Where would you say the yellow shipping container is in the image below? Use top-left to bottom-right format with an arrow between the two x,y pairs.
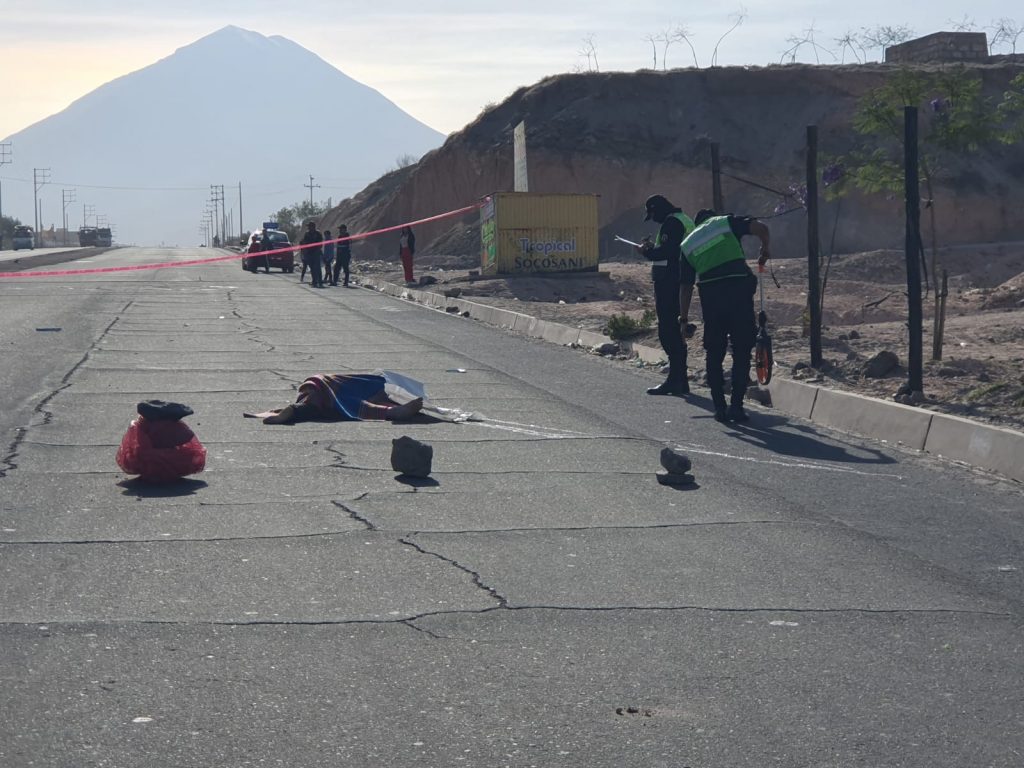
480,192 -> 599,275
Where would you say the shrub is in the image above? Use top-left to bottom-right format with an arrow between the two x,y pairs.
605,310 -> 656,340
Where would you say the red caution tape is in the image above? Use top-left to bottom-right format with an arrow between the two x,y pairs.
0,201 -> 486,279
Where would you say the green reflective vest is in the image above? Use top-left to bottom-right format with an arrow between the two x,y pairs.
651,211 -> 695,266
681,216 -> 745,281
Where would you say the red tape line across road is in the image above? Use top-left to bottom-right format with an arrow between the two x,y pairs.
0,201 -> 486,279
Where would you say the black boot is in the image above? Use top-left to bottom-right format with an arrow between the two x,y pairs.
647,377 -> 689,396
726,403 -> 750,423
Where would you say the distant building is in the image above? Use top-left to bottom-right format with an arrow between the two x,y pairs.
885,32 -> 989,64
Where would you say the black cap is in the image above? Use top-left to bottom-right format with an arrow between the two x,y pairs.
644,194 -> 672,222
137,400 -> 193,421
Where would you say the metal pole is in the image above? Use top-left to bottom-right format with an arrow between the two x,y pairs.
806,125 -> 823,367
710,143 -> 723,211
904,106 -> 924,394
238,181 -> 243,243
0,143 -> 11,239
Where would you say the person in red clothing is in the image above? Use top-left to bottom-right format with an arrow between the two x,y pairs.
399,226 -> 416,284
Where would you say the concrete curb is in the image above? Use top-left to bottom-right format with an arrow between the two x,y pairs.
356,275 -> 1023,483
766,377 -> 1024,483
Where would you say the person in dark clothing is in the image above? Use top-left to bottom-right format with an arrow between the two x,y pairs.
636,194 -> 695,396
300,220 -> 325,288
399,226 -> 416,284
680,208 -> 771,423
258,228 -> 273,273
332,224 -> 353,287
322,229 -> 336,284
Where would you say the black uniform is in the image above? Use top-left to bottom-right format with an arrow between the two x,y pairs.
300,226 -> 324,288
645,210 -> 689,392
681,215 -> 758,413
333,231 -> 352,286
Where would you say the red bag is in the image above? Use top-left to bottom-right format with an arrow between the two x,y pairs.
116,416 -> 206,482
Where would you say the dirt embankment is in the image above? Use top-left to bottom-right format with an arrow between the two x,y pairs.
323,61 -> 1024,264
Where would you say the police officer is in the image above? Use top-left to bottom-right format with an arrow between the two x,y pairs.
636,194 -> 695,396
680,209 -> 771,423
300,220 -> 325,288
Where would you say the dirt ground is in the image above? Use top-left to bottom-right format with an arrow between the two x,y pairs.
353,243 -> 1024,432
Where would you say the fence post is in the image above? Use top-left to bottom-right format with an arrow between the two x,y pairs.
710,142 -> 723,211
806,125 -> 823,368
904,106 -> 924,394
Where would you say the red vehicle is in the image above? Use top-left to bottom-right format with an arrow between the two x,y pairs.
242,228 -> 295,273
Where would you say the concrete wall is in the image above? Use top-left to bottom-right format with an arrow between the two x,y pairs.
886,32 -> 989,63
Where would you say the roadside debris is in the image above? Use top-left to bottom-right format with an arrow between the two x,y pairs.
391,436 -> 433,478
657,447 -> 695,486
116,400 -> 206,483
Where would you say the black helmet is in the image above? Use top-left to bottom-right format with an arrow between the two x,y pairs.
694,208 -> 717,225
643,194 -> 673,222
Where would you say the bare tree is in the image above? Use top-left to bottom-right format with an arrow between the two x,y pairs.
645,25 -> 699,70
990,18 -> 1024,54
673,25 -> 700,69
780,21 -> 836,64
947,15 -> 977,32
578,34 -> 600,72
394,153 -> 418,170
860,24 -> 914,60
835,29 -> 867,64
643,34 -> 658,69
711,7 -> 748,68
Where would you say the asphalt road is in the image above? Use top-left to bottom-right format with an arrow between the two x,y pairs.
1,247 -> 1022,767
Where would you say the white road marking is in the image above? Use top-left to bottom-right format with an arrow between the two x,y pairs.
671,443 -> 904,479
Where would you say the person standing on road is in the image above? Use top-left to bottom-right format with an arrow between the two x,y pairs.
635,194 -> 695,396
322,230 -> 336,286
680,208 -> 771,423
300,220 -> 325,288
258,227 -> 273,273
399,226 -> 416,285
333,224 -> 353,287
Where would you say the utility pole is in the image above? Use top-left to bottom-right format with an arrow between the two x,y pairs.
83,204 -> 95,228
209,184 -> 225,246
238,181 -> 244,243
304,174 -> 320,208
33,167 -> 50,237
62,189 -> 77,246
0,142 -> 11,245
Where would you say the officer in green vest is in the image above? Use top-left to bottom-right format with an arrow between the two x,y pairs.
636,194 -> 695,396
680,208 -> 771,422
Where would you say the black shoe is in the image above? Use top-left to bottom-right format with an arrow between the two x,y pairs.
726,404 -> 750,423
646,381 -> 690,396
713,407 -> 729,423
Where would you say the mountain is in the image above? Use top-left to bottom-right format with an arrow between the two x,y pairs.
1,26 -> 445,246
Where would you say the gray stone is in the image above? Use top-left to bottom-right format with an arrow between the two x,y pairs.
863,350 -> 900,378
391,436 -> 433,478
848,330 -> 861,340
656,471 -> 696,486
419,275 -> 438,286
443,287 -> 462,298
659,448 -> 692,474
594,342 -> 620,356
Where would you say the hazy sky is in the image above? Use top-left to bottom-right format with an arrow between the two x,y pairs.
1,1 -> 1020,141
